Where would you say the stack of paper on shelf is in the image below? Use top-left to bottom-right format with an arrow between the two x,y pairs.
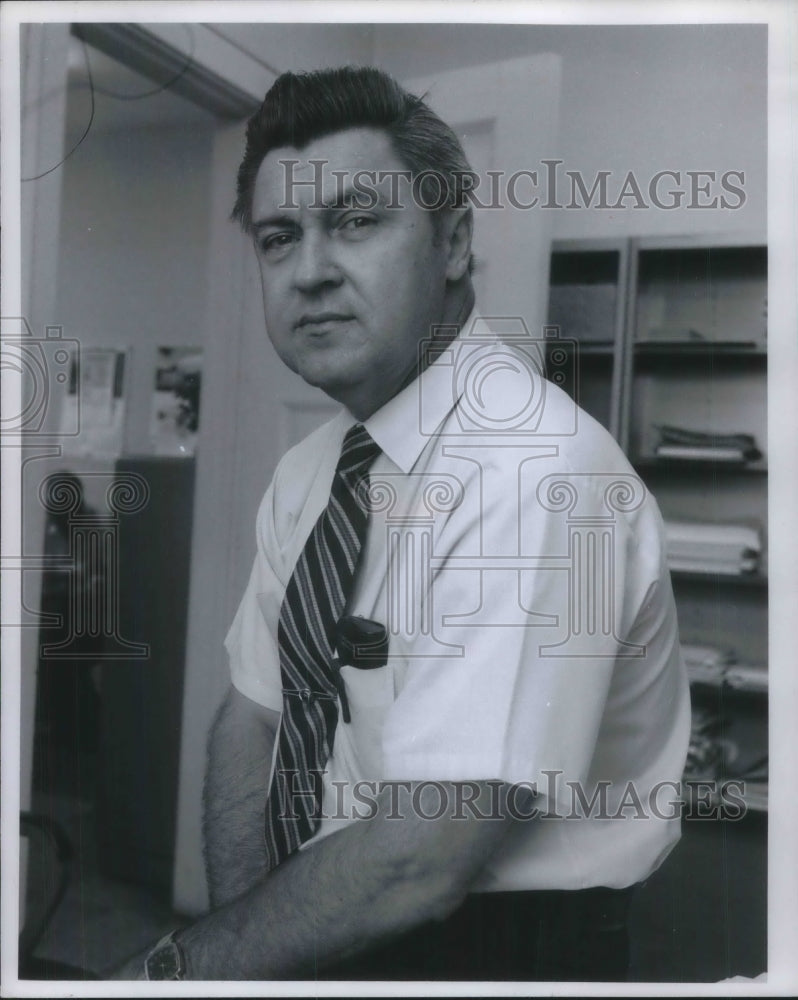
681,643 -> 734,685
665,520 -> 762,576
681,644 -> 768,692
725,664 -> 768,693
654,424 -> 762,463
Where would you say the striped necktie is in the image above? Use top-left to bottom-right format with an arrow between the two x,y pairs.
264,423 -> 381,869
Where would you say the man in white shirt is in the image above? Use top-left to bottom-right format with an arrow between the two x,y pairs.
130,65 -> 689,982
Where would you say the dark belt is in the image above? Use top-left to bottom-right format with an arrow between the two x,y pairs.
319,885 -> 637,982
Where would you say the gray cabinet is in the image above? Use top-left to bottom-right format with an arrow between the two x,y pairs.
95,457 -> 195,896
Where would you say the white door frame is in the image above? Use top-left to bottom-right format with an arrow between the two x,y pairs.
3,22 -> 71,948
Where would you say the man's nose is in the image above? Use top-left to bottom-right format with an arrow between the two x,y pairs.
291,231 -> 342,293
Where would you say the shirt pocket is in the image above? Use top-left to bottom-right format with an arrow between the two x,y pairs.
339,663 -> 399,776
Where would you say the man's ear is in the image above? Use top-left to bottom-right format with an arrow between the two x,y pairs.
443,206 -> 473,282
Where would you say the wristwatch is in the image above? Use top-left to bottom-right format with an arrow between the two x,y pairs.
144,928 -> 187,980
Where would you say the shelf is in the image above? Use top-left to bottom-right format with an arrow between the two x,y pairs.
634,246 -> 767,350
634,340 -> 766,356
633,341 -> 767,373
634,457 -> 767,476
670,570 -> 767,589
574,342 -> 615,356
546,341 -> 614,356
679,778 -> 768,815
548,237 -> 769,826
688,671 -> 768,696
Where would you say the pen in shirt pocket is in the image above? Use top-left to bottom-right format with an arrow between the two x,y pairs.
332,615 -> 389,723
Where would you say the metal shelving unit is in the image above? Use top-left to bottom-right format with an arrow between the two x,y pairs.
546,233 -> 768,810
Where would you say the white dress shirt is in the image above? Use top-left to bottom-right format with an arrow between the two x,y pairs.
225,315 -> 691,891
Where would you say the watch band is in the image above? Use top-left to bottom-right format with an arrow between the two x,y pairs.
144,928 -> 187,980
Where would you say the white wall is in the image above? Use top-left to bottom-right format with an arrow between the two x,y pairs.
374,23 -> 766,240
55,120 -> 216,460
212,22 -> 375,73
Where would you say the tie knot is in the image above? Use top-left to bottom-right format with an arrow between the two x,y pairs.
337,423 -> 381,477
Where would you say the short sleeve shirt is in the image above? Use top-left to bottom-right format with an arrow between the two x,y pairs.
225,316 -> 691,891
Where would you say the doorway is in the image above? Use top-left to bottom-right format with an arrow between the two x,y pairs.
23,26 -> 221,975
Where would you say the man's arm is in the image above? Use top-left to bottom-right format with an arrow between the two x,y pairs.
203,685 -> 279,907
183,776 -> 517,980
128,682 -> 519,981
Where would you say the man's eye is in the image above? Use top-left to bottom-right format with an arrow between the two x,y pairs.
259,232 -> 296,255
338,214 -> 376,236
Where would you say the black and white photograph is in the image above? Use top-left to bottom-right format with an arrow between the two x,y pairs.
2,1 -> 796,993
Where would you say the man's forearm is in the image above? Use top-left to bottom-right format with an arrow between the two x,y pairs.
195,687 -> 516,980
185,782 -> 513,980
203,687 -> 276,907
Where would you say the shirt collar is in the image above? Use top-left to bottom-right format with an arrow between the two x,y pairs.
358,308 -> 480,474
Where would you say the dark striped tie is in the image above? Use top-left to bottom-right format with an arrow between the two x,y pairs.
264,423 -> 381,869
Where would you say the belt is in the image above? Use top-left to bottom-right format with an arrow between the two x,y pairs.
320,885 -> 637,982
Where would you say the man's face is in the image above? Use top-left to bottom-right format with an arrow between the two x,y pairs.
251,127 -> 454,419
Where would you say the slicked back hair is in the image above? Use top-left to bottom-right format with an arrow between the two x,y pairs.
232,66 -> 475,235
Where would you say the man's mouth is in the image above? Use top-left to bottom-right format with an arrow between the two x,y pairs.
294,312 -> 354,331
